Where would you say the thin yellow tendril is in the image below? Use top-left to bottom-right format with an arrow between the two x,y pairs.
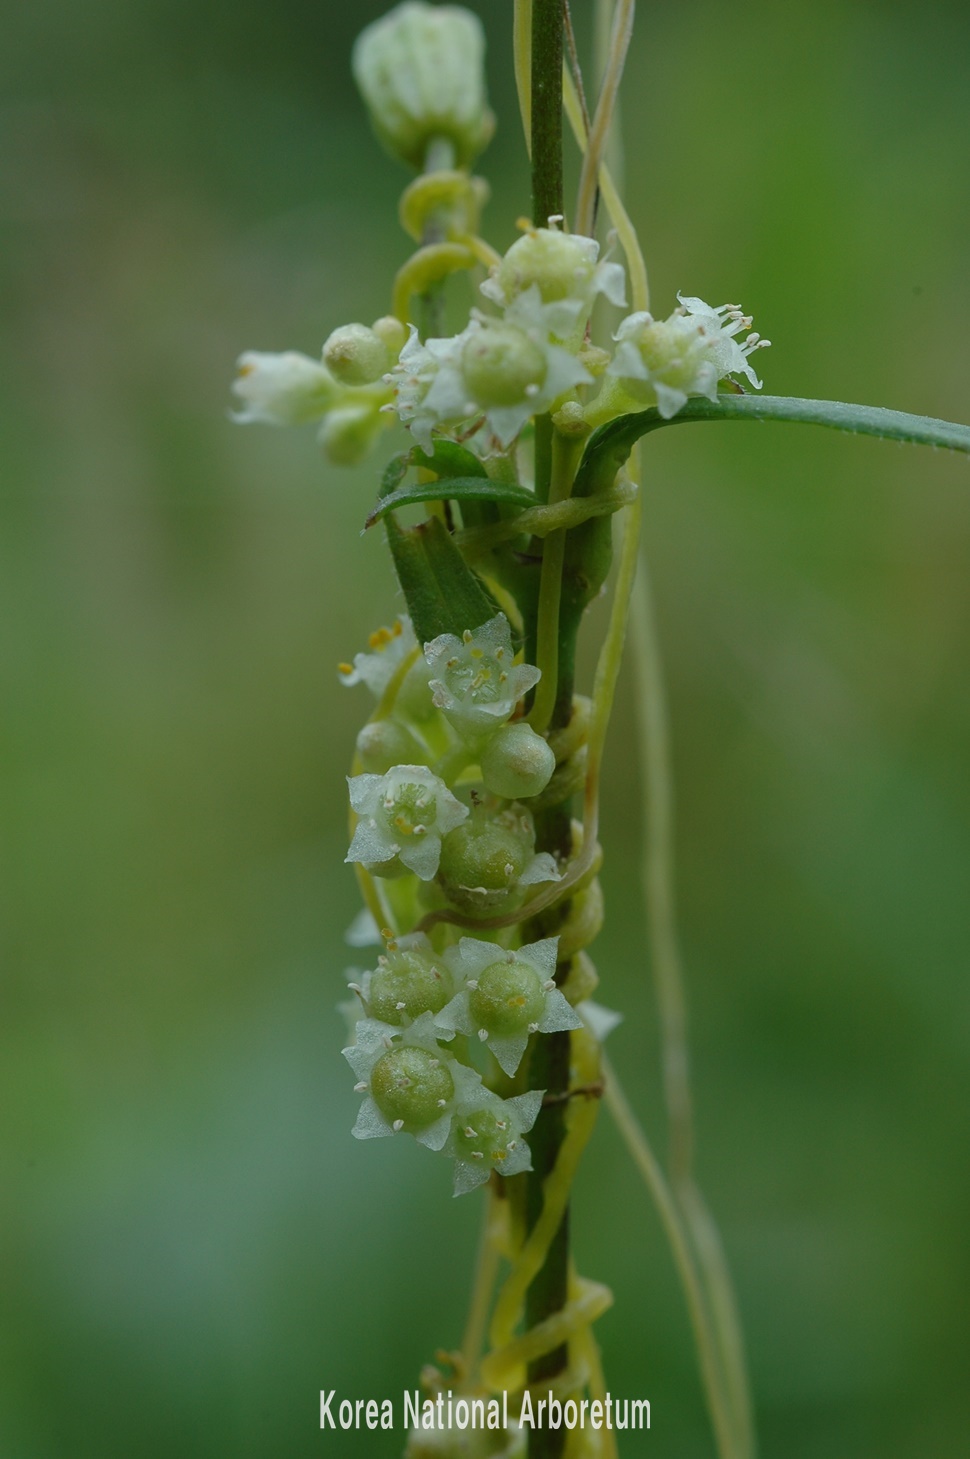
575,0 -> 636,241
392,242 -> 477,323
513,0 -> 533,155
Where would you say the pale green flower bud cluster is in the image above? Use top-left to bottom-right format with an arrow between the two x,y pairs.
231,315 -> 406,466
339,613 -> 579,1194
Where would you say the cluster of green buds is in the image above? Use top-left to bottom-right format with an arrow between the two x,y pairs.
340,611 -> 583,1195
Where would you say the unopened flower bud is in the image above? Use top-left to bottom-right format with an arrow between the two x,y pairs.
437,802 -> 559,912
232,351 -> 338,426
355,719 -> 426,774
397,656 -> 437,723
318,401 -> 385,466
438,814 -> 532,909
480,722 -> 555,800
323,323 -> 390,386
352,2 -> 495,171
372,314 -> 408,360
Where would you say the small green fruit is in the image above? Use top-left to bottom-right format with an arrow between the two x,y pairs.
468,958 -> 545,1038
371,1046 -> 454,1130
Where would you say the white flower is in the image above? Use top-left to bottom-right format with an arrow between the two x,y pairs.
445,1087 -> 543,1195
481,226 -> 627,329
424,613 -> 539,741
386,326 -> 469,454
343,1012 -> 477,1151
231,350 -> 339,426
339,617 -> 418,695
435,935 -> 582,1077
346,764 -> 468,880
387,292 -> 593,451
607,295 -> 770,419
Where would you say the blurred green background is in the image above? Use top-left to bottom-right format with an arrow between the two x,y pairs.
2,1 -> 969,1455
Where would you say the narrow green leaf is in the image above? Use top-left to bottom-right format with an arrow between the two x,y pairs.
377,441 -> 488,504
412,441 -> 489,481
578,394 -> 970,487
379,452 -> 410,497
367,477 -> 536,529
385,514 -> 497,643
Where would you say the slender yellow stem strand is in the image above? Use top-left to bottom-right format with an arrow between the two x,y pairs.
562,1 -> 592,137
489,1087 -> 598,1352
575,0 -> 636,239
582,487 -> 642,854
601,1053 -> 736,1459
513,0 -> 533,154
562,70 -> 649,312
455,479 -> 636,556
681,1183 -> 757,1459
632,552 -> 756,1459
630,565 -> 693,1184
568,22 -> 754,1449
461,1189 -> 504,1379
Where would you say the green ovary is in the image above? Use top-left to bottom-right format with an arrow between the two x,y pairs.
385,782 -> 437,838
469,959 -> 545,1037
454,1106 -> 512,1164
462,326 -> 546,407
371,1047 -> 455,1130
368,954 -> 450,1023
439,820 -> 529,893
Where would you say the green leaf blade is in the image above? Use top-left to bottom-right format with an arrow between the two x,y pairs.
367,477 -> 536,529
385,514 -> 497,644
577,393 -> 970,486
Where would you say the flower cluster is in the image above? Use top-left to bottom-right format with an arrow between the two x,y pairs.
231,226 -> 768,468
339,612 -> 582,1194
228,0 -> 766,1212
231,315 -> 406,466
382,224 -> 768,457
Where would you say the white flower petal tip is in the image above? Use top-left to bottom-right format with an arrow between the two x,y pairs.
344,907 -> 383,947
579,999 -> 624,1043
